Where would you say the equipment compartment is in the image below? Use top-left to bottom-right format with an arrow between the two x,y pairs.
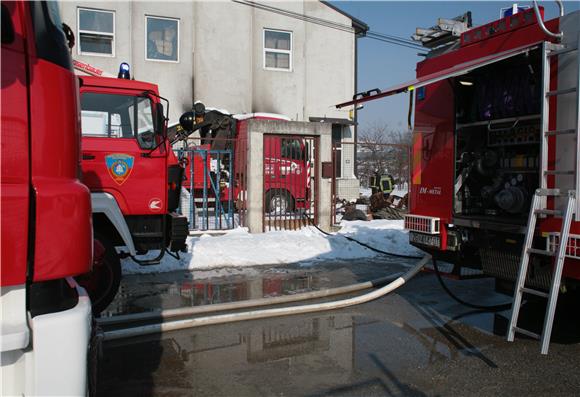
453,49 -> 542,222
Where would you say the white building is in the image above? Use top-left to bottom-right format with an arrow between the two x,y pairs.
59,0 -> 367,201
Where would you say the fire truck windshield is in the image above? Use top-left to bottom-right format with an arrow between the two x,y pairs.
282,139 -> 305,160
80,92 -> 156,149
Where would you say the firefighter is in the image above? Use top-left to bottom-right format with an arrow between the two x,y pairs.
370,172 -> 394,196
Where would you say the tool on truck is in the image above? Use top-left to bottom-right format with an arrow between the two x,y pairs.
179,110 -> 312,214
337,1 -> 579,354
1,1 -> 93,394
73,65 -> 201,314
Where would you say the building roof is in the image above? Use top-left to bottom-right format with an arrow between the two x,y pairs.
320,1 -> 369,36
309,117 -> 356,126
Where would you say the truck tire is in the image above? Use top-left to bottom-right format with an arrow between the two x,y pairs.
265,189 -> 294,213
77,233 -> 121,315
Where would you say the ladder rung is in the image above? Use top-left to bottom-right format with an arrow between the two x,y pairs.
546,87 -> 577,96
534,209 -> 562,216
535,188 -> 562,196
512,326 -> 540,340
544,128 -> 577,137
521,287 -> 549,298
544,170 -> 576,175
548,44 -> 578,57
527,248 -> 556,257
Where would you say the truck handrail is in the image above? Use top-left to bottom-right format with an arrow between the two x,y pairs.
532,0 -> 563,40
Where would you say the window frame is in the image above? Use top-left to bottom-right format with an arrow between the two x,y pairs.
80,92 -> 158,149
263,28 -> 292,72
145,15 -> 180,63
77,7 -> 115,57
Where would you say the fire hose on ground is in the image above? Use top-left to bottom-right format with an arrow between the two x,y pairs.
100,217 -> 511,341
101,255 -> 431,341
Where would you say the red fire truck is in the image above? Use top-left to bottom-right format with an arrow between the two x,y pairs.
337,3 -> 579,353
1,1 -> 92,394
77,74 -> 190,313
180,111 -> 311,214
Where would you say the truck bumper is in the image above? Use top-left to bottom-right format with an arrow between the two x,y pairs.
1,278 -> 91,396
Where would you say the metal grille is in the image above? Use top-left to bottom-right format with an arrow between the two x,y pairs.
263,135 -> 318,231
404,214 -> 440,234
480,248 -> 552,290
176,136 -> 247,231
546,233 -> 580,260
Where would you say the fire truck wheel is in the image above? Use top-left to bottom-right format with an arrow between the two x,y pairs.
266,189 -> 294,213
78,233 -> 121,315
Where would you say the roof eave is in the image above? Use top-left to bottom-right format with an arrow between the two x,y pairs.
319,1 -> 369,36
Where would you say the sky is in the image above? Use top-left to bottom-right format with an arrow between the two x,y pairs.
330,1 -> 580,131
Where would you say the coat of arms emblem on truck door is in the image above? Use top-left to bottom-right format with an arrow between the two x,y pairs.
105,154 -> 134,185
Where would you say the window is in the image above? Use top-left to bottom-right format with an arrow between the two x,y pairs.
80,93 -> 156,149
146,16 -> 179,62
264,29 -> 292,71
281,139 -> 304,160
77,8 -> 114,56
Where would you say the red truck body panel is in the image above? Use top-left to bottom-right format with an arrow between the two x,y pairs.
1,1 -> 30,286
1,1 -> 92,286
410,10 -> 580,279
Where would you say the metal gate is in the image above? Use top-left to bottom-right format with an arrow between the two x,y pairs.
263,134 -> 318,231
176,136 -> 247,231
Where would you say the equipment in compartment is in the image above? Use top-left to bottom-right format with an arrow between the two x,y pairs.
454,120 -> 540,218
453,49 -> 542,220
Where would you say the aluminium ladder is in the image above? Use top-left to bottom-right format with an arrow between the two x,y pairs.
507,36 -> 580,355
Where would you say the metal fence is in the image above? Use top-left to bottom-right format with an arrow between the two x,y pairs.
263,134 -> 318,231
176,136 -> 248,231
332,141 -> 411,225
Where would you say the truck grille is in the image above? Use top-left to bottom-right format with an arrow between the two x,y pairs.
480,248 -> 551,290
404,214 -> 440,234
546,233 -> 580,260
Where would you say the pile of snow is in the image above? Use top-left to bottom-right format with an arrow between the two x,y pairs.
359,187 -> 372,197
122,219 -> 421,275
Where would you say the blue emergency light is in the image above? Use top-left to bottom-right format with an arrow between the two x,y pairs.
118,62 -> 131,79
501,4 -> 530,18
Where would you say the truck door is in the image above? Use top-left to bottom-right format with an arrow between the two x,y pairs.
1,1 -> 29,286
80,89 -> 168,215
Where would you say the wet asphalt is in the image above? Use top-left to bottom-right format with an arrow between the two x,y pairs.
97,257 -> 580,396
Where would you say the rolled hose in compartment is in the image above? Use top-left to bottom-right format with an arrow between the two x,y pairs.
102,255 -> 431,341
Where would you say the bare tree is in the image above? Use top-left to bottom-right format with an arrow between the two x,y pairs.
357,122 -> 411,188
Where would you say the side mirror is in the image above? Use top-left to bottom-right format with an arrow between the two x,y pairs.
155,102 -> 166,135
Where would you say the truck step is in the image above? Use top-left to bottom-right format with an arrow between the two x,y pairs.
527,248 -> 555,257
548,44 -> 578,57
543,170 -> 576,176
534,209 -> 562,216
535,189 -> 563,197
520,287 -> 549,298
544,128 -> 577,137
546,87 -> 577,96
513,326 -> 540,340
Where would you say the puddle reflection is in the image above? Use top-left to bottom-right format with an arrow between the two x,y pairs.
103,270 -> 319,317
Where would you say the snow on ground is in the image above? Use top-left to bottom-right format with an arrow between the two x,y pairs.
121,219 -> 421,275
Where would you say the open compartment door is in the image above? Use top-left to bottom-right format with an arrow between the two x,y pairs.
336,42 -> 545,109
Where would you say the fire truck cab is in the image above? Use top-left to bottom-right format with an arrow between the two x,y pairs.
77,75 -> 188,313
1,1 -> 92,394
179,111 -> 312,214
